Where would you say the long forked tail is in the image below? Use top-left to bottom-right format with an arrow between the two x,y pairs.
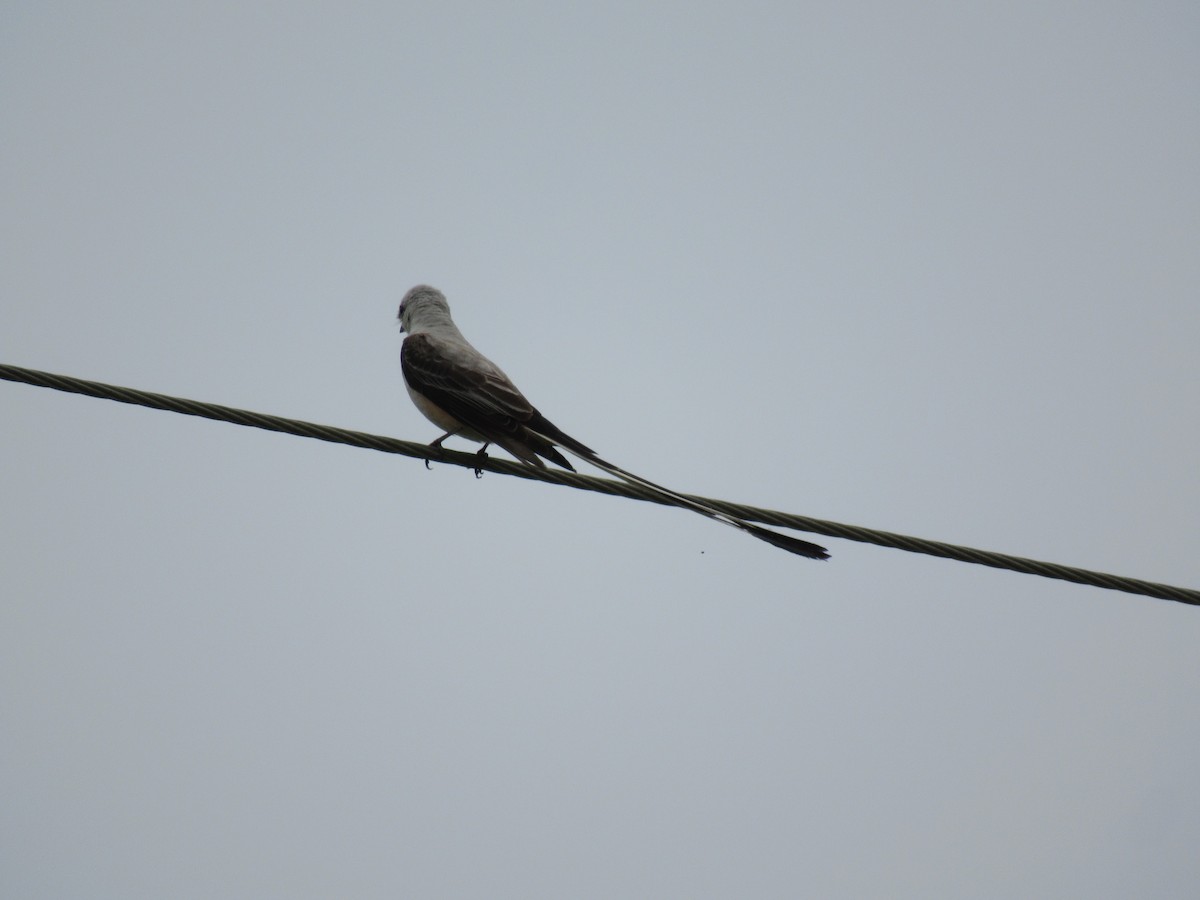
558,446 -> 830,560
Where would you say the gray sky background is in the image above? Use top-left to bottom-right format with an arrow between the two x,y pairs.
3,3 -> 1198,898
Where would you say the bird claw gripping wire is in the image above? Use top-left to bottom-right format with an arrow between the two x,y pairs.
473,446 -> 489,478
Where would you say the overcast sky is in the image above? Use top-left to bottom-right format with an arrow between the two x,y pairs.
2,3 -> 1198,898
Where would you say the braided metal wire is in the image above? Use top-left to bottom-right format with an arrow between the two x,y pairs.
4,362 -> 1197,606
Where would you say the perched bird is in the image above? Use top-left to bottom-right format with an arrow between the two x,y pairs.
398,285 -> 829,560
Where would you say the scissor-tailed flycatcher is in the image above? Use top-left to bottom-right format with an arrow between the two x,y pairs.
397,285 -> 829,560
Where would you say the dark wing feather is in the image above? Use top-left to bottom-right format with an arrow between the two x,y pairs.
402,333 -> 583,469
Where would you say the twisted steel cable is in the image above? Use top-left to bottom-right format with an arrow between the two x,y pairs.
3,362 -> 1196,606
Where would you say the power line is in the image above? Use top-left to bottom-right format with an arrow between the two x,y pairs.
3,362 -> 1196,607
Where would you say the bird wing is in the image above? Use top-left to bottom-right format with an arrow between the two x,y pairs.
402,332 -> 578,469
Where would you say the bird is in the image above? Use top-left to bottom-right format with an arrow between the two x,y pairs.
397,284 -> 829,560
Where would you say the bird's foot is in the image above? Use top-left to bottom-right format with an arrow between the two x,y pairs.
425,435 -> 450,470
